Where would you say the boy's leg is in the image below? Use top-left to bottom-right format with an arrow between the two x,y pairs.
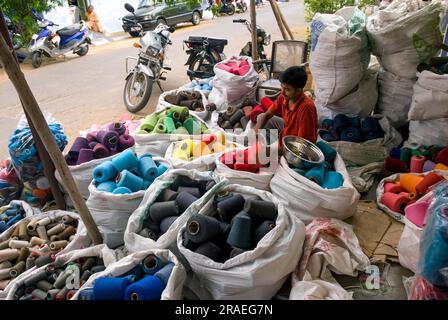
257,115 -> 284,144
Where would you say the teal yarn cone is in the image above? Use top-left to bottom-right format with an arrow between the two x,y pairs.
112,187 -> 132,194
316,141 -> 337,163
111,149 -> 139,172
141,254 -> 163,275
116,170 -> 144,192
93,161 -> 118,183
322,171 -> 344,189
305,164 -> 327,186
138,154 -> 158,182
156,163 -> 168,177
96,181 -> 117,193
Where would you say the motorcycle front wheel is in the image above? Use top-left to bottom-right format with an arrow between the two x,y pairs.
31,51 -> 43,69
188,53 -> 217,81
123,72 -> 153,113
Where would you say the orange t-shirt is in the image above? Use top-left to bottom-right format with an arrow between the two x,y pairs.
267,93 -> 318,144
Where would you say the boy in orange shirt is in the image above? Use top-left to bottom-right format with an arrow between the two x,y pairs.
254,66 -> 317,147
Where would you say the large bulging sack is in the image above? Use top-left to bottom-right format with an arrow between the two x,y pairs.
208,56 -> 259,111
270,157 -> 360,225
323,69 -> 378,117
157,88 -> 210,121
405,118 -> 448,148
311,7 -> 370,106
397,216 -> 423,273
178,184 -> 306,300
408,71 -> 448,121
375,69 -> 415,128
72,249 -> 186,300
367,1 -> 443,79
124,169 -> 226,253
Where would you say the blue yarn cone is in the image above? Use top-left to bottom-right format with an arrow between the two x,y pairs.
125,275 -> 165,300
390,147 -> 402,160
361,117 -> 381,133
322,171 -> 344,189
348,116 -> 361,128
340,127 -> 362,143
154,262 -> 174,286
322,119 -> 334,130
93,277 -> 131,300
78,289 -> 95,300
333,114 -> 349,132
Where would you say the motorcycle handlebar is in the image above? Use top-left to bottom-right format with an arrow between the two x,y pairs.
233,19 -> 246,23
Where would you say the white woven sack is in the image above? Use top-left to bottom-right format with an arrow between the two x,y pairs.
178,184 -> 306,300
367,1 -> 443,79
124,169 -> 226,253
270,156 -> 360,225
208,56 -> 259,111
0,210 -> 83,299
408,71 -> 448,121
397,216 -> 423,273
376,69 -> 415,128
5,244 -> 117,300
214,155 -> 277,191
157,88 -> 209,121
405,118 -> 448,148
131,108 -> 211,157
311,8 -> 370,106
376,170 -> 448,222
71,248 -> 186,300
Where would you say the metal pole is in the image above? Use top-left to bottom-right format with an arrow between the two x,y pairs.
0,9 -> 66,210
0,11 -> 103,245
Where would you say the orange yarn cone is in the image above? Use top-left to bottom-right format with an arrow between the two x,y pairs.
399,174 -> 424,193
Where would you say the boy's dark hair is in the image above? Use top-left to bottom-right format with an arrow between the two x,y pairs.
278,66 -> 307,89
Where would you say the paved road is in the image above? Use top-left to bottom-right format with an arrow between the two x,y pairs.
0,0 -> 307,160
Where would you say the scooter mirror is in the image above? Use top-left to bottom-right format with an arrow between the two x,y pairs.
124,3 -> 135,13
168,26 -> 175,33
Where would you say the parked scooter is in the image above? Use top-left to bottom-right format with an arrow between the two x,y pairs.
4,15 -> 27,62
29,10 -> 91,68
184,18 -> 270,80
123,3 -> 175,113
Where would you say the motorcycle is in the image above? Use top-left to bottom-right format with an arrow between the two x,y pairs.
234,0 -> 248,13
184,18 -> 270,80
29,10 -> 91,68
123,3 -> 175,113
4,15 -> 27,62
219,0 -> 236,16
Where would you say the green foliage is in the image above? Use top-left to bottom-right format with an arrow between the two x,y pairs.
0,0 -> 63,43
211,4 -> 221,17
304,0 -> 378,22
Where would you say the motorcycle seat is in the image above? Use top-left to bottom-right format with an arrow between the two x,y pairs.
187,36 -> 228,48
56,25 -> 82,37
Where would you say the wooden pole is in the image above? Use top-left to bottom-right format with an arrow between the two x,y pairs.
0,9 -> 66,210
268,0 -> 289,40
0,22 -> 103,245
271,0 -> 294,40
250,0 -> 258,61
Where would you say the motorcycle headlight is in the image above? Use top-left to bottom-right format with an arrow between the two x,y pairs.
146,46 -> 159,57
263,33 -> 271,46
37,20 -> 48,28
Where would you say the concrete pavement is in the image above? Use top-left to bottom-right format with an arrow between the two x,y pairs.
0,0 -> 308,160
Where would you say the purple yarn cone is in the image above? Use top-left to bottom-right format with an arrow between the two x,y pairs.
93,143 -> 110,159
65,155 -> 78,166
108,122 -> 126,135
423,160 -> 436,172
88,141 -> 99,149
86,132 -> 98,143
76,148 -> 95,165
68,137 -> 89,158
118,134 -> 135,152
96,130 -> 119,149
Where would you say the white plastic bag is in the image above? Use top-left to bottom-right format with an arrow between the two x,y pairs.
327,115 -> 403,166
405,118 -> 448,148
124,169 -> 226,253
71,249 -> 186,300
157,88 -> 210,121
311,8 -> 370,106
408,71 -> 448,121
5,244 -> 117,300
178,184 -> 306,300
208,56 -> 259,110
397,216 -> 423,273
131,109 -> 211,157
367,1 -> 443,79
376,69 -> 415,128
270,156 -> 360,225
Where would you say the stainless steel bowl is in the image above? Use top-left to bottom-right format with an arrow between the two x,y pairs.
282,135 -> 324,170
